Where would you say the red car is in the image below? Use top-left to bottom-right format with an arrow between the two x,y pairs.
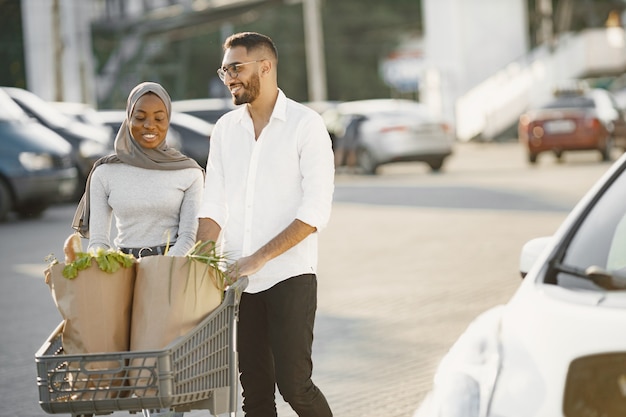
518,88 -> 626,164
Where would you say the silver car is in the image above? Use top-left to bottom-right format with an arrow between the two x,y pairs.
324,99 -> 454,174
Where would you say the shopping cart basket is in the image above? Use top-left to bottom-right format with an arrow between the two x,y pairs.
35,277 -> 248,417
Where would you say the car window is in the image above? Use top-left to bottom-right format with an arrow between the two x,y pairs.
342,107 -> 433,121
607,215 -> 626,271
186,110 -> 230,124
543,96 -> 594,109
555,166 -> 626,288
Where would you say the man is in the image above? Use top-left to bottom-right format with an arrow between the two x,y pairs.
197,32 -> 334,417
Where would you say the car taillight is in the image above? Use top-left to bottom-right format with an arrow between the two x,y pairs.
584,117 -> 602,129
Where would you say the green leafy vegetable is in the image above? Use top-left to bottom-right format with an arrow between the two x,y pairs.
184,240 -> 232,295
61,248 -> 136,279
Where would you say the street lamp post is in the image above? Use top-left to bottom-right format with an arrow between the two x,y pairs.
52,0 -> 64,101
302,0 -> 327,102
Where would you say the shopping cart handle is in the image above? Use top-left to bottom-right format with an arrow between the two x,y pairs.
224,276 -> 248,306
231,275 -> 248,291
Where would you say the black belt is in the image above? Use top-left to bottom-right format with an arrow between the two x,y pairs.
119,243 -> 174,258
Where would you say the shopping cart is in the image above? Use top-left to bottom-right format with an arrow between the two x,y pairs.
35,277 -> 248,417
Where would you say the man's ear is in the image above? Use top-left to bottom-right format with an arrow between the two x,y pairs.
261,61 -> 272,75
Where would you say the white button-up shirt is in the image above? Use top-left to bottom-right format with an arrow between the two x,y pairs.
198,90 -> 335,293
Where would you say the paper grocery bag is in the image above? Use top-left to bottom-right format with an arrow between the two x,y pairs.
45,260 -> 136,398
129,255 -> 223,395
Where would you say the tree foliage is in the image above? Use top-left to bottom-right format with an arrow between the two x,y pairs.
0,0 -> 26,88
118,0 -> 423,104
321,0 -> 422,101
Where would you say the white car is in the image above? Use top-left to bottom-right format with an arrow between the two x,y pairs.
322,99 -> 454,174
415,151 -> 626,417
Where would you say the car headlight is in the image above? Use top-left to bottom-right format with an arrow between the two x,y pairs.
79,140 -> 109,158
425,306 -> 504,417
19,152 -> 54,171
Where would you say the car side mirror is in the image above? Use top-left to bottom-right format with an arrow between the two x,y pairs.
519,236 -> 553,278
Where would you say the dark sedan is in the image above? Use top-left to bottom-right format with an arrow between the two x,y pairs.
2,87 -> 114,198
0,90 -> 77,220
518,87 -> 626,164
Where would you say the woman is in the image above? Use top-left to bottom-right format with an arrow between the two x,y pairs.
72,81 -> 203,257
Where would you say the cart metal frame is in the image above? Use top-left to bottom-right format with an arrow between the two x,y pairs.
35,277 -> 248,417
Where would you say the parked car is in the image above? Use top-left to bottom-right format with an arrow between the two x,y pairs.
0,89 -> 77,220
518,87 -> 626,164
171,98 -> 237,124
322,99 -> 454,174
50,101 -> 115,138
2,87 -> 113,198
97,110 -> 213,167
414,151 -> 626,417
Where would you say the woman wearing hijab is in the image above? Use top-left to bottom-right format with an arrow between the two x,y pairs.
72,81 -> 203,258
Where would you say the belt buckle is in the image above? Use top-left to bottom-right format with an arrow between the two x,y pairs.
138,247 -> 153,258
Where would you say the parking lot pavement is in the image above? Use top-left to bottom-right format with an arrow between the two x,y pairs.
301,204 -> 567,417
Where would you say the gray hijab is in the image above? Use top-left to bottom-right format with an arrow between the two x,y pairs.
72,81 -> 202,238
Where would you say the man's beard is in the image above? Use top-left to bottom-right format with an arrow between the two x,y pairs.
232,73 -> 261,106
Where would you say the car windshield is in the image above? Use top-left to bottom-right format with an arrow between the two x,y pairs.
543,96 -> 594,109
551,163 -> 626,290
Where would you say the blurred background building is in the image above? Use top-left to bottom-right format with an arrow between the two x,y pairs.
1,0 -> 625,140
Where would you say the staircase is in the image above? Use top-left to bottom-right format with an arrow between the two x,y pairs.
455,27 -> 626,142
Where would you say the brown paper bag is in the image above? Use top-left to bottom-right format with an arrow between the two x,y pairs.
45,260 -> 136,398
128,255 -> 223,395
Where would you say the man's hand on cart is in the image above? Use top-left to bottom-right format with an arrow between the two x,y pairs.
226,253 -> 266,281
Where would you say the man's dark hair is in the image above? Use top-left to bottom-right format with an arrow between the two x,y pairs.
223,32 -> 278,61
